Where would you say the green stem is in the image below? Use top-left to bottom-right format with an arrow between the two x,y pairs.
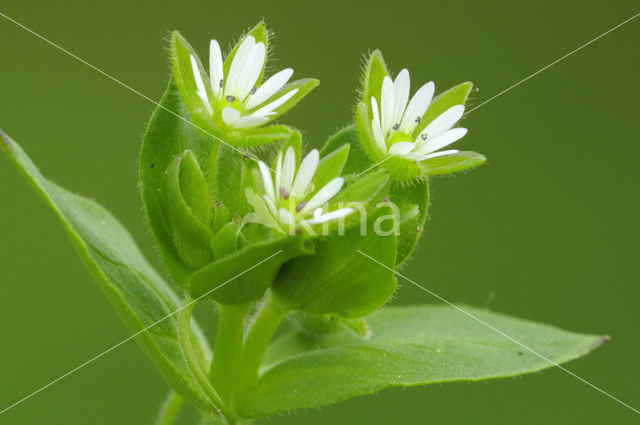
178,299 -> 236,424
210,303 -> 249,403
236,292 -> 291,396
155,391 -> 183,425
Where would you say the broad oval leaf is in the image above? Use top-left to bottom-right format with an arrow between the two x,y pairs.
1,131 -> 213,408
238,304 -> 605,418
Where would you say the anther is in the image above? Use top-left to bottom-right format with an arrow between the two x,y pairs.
392,123 -> 399,131
226,95 -> 236,102
295,200 -> 306,212
250,86 -> 257,95
219,79 -> 224,88
421,133 -> 428,141
279,187 -> 290,199
414,116 -> 421,124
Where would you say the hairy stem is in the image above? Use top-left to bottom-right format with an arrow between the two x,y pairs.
210,303 -> 250,403
155,391 -> 183,425
236,292 -> 291,396
178,299 -> 237,424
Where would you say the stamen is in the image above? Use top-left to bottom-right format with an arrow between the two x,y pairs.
414,116 -> 421,123
421,133 -> 428,141
295,200 -> 306,212
250,86 -> 257,95
279,187 -> 290,199
226,95 -> 236,103
219,79 -> 224,88
392,123 -> 399,131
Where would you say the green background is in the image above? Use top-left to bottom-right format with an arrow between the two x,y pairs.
1,0 -> 638,423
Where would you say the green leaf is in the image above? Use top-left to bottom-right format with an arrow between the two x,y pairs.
238,304 -> 606,418
190,235 -> 314,305
139,76 -> 215,288
361,50 -> 388,108
258,78 -> 319,126
420,150 -> 486,176
0,131 -> 213,409
320,125 -> 371,175
273,208 -> 398,318
416,81 -> 473,137
389,180 -> 429,266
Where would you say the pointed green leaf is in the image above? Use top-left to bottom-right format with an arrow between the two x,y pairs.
238,304 -> 606,418
361,50 -> 388,108
260,78 -> 319,125
1,131 -> 213,409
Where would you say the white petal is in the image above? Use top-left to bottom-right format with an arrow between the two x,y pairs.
245,188 -> 279,229
388,141 -> 416,156
220,107 -> 241,126
190,55 -> 212,114
392,69 -> 410,127
278,208 -> 295,228
402,152 -> 429,161
380,76 -> 395,135
305,207 -> 354,225
225,36 -> 255,97
258,160 -> 276,201
423,105 -> 465,139
370,117 -> 387,154
291,149 -> 319,198
417,128 -> 467,154
423,149 -> 460,159
275,150 -> 283,199
251,89 -> 298,117
400,81 -> 434,133
231,114 -> 269,129
244,68 -> 293,110
371,96 -> 381,125
280,146 -> 296,192
263,194 -> 279,217
302,177 -> 344,213
209,40 -> 224,98
236,42 -> 266,102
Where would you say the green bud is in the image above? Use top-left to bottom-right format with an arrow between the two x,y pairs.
163,150 -> 214,272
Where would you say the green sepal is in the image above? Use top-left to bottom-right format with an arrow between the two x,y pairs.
415,81 -> 473,137
274,130 -> 302,169
229,125 -> 293,147
311,143 -> 349,195
178,150 -> 212,226
257,78 -> 319,126
189,235 -> 315,304
162,155 -> 214,273
212,201 -> 231,233
420,150 -> 486,176
382,154 -> 423,181
215,143 -> 250,215
361,50 -> 389,108
171,31 -> 212,117
273,208 -> 398,318
320,125 -> 371,175
389,180 -> 429,266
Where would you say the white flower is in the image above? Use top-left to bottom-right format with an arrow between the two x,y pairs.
190,36 -> 299,129
369,69 -> 467,161
245,146 -> 354,233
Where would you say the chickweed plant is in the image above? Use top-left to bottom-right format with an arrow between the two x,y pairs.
1,23 -> 605,425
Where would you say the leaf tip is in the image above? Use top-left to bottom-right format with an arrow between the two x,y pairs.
0,128 -> 15,157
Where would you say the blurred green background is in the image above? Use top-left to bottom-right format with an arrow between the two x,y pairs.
1,0 -> 638,423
